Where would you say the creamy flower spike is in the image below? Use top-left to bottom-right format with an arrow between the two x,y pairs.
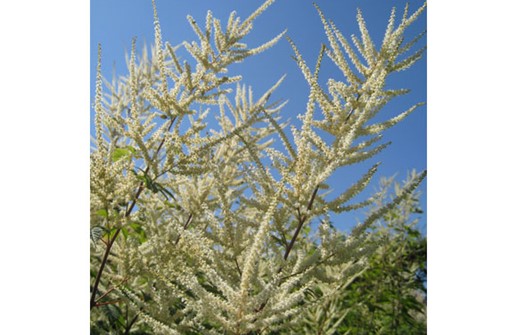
91,1 -> 426,333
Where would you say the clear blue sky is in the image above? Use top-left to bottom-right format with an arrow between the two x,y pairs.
90,0 -> 427,232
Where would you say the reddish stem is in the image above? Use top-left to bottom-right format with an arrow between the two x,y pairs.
90,119 -> 175,309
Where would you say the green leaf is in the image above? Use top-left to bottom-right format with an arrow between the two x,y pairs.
96,209 -> 108,218
155,183 -> 176,200
164,200 -> 182,210
120,222 -> 148,243
90,226 -> 104,246
100,304 -> 125,330
112,146 -> 136,162
121,227 -> 129,239
106,227 -> 119,240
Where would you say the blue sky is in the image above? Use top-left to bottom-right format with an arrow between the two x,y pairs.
90,0 -> 427,232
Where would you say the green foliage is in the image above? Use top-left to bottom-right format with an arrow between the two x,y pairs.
291,173 -> 427,335
339,227 -> 426,334
91,302 -> 152,335
112,146 -> 137,162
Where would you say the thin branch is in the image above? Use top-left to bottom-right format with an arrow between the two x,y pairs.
95,277 -> 129,304
279,251 -> 337,284
283,185 -> 319,260
124,313 -> 140,335
94,299 -> 123,307
90,230 -> 121,309
174,213 -> 193,245
345,93 -> 362,124
91,118 -> 176,310
234,258 -> 242,277
253,186 -> 321,315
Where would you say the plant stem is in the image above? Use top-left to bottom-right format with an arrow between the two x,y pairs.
174,212 -> 193,245
124,313 -> 140,335
90,118 -> 175,309
95,277 -> 129,304
283,185 -> 319,260
90,228 -> 122,309
254,186 -> 320,315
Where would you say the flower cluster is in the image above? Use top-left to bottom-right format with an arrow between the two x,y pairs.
90,1 -> 426,333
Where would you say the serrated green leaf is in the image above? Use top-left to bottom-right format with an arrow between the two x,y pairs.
90,226 -> 104,246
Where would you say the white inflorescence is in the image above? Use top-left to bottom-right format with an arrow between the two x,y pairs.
90,1 -> 426,333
